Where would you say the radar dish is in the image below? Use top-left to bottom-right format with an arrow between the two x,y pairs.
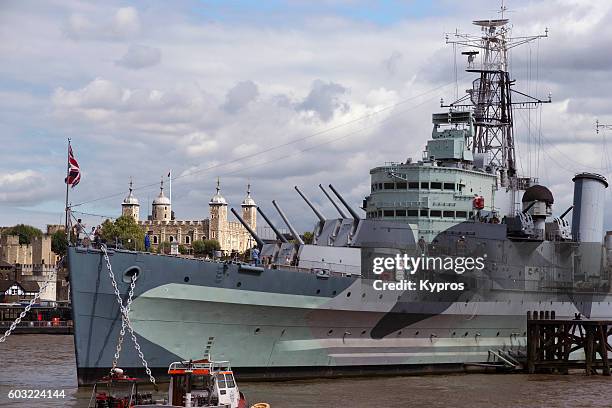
472,19 -> 508,27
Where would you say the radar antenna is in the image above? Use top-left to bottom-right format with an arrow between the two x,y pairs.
443,5 -> 549,186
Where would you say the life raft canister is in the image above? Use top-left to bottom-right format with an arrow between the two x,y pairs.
472,196 -> 485,210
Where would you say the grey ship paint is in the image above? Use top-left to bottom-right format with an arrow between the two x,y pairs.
68,16 -> 612,385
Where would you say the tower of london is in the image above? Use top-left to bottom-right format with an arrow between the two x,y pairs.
121,178 -> 257,254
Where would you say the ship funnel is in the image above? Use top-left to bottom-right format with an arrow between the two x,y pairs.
257,207 -> 289,243
571,173 -> 608,242
318,184 -> 347,218
272,200 -> 305,245
294,186 -> 325,223
230,208 -> 264,247
328,184 -> 361,222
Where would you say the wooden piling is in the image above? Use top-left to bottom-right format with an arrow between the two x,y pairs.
526,312 -> 612,376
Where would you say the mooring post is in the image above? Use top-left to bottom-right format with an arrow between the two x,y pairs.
599,324 -> 611,376
585,326 -> 594,376
527,312 -> 536,374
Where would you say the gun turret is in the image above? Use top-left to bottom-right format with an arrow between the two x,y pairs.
319,184 -> 348,218
294,186 -> 325,223
328,184 -> 361,222
257,207 -> 289,243
230,208 -> 264,247
272,200 -> 305,245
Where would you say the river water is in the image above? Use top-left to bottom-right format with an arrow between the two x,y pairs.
1,334 -> 611,407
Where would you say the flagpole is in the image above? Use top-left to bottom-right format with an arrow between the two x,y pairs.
169,170 -> 172,205
65,138 -> 71,242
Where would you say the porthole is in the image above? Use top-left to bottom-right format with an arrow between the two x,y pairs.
327,329 -> 334,336
361,293 -> 366,298
254,328 -> 260,334
397,331 -> 402,336
184,276 -> 190,283
415,331 -> 420,336
237,282 -> 242,287
332,290 -> 337,295
496,332 -> 500,337
378,294 -> 383,299
464,332 -> 469,337
122,266 -> 141,283
316,289 -> 321,294
361,330 -> 367,335
346,292 -> 351,297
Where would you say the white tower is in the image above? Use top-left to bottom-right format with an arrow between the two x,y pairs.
241,184 -> 257,231
121,179 -> 140,221
209,178 -> 228,246
152,178 -> 171,221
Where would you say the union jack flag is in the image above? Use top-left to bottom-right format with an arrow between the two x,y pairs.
65,144 -> 81,188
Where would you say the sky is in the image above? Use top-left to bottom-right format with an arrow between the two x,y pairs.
1,0 -> 612,234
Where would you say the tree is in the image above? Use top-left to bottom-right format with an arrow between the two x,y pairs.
51,230 -> 68,257
192,239 -> 220,257
4,224 -> 42,245
302,231 -> 314,244
99,216 -> 145,251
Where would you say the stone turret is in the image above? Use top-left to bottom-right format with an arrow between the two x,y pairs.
152,178 -> 171,221
241,184 -> 257,231
121,179 -> 140,221
209,178 -> 228,243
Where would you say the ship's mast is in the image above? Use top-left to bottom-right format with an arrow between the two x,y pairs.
443,8 -> 549,187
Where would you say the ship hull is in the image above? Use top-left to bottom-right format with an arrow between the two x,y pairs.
69,246 -> 612,385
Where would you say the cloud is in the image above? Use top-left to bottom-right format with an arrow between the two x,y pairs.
2,0 -> 612,232
64,6 -> 140,41
0,170 -> 50,204
222,80 -> 259,114
297,79 -> 349,121
116,44 -> 161,69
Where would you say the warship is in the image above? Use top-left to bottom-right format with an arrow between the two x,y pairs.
69,14 -> 612,385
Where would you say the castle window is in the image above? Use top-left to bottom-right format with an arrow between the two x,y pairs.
153,236 -> 158,244
169,236 -> 174,242
185,236 -> 191,244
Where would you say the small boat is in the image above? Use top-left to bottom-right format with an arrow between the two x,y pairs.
163,358 -> 248,408
89,359 -> 254,407
88,368 -> 154,407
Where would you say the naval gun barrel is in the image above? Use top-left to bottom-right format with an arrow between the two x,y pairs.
257,207 -> 289,243
318,184 -> 348,218
328,184 -> 361,222
560,205 -> 574,219
294,186 -> 325,223
230,208 -> 264,248
272,200 -> 305,245
522,201 -> 536,215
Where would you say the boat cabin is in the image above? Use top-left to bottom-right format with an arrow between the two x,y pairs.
168,359 -> 246,408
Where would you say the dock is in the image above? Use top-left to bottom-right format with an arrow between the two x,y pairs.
527,311 -> 611,376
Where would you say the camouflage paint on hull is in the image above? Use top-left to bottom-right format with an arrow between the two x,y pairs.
69,236 -> 612,385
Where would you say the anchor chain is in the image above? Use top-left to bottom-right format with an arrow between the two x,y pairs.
100,244 -> 157,388
0,269 -> 54,343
